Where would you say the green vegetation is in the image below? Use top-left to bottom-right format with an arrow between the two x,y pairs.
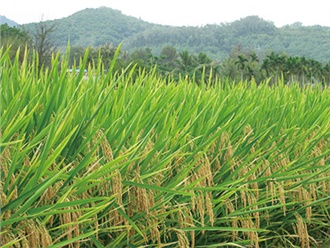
3,7 -> 330,86
0,16 -> 18,27
22,7 -> 154,51
10,7 -> 329,85
20,8 -> 330,63
0,23 -> 31,62
2,21 -> 330,86
1,47 -> 330,247
68,45 -> 330,86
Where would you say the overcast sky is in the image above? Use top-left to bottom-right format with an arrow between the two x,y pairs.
1,0 -> 330,27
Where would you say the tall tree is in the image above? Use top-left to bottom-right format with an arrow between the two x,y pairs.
249,52 -> 259,65
33,20 -> 57,70
235,55 -> 248,81
159,45 -> 177,76
322,63 -> 330,86
176,50 -> 196,76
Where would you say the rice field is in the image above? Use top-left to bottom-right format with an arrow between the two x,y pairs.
1,47 -> 330,248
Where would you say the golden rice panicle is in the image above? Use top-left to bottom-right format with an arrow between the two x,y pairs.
205,192 -> 214,227
302,188 -> 312,221
213,155 -> 221,170
309,183 -> 317,202
99,130 -> 113,162
177,205 -> 195,246
185,206 -> 195,248
22,220 -> 40,248
241,161 -> 260,212
61,210 -> 73,240
110,169 -> 126,226
112,170 -> 123,204
92,213 -> 99,240
240,186 -> 247,209
277,182 -> 286,216
17,228 -> 30,248
147,217 -> 161,245
226,142 -> 234,163
0,145 -> 11,178
40,224 -> 53,247
294,212 -> 310,248
58,200 -> 81,245
209,142 -> 221,170
196,192 -> 205,232
71,209 -> 81,248
249,171 -> 259,199
220,132 -> 233,162
136,188 -> 150,214
241,217 -> 259,248
177,207 -> 185,229
187,157 -> 208,230
0,184 -> 12,222
312,140 -> 325,165
0,231 -> 21,248
0,146 -> 19,203
172,228 -> 190,248
128,167 -> 153,214
190,155 -> 215,230
247,192 -> 260,228
225,199 -> 235,215
200,154 -> 212,181
225,199 -> 238,241
279,152 -> 291,167
263,160 -> 276,204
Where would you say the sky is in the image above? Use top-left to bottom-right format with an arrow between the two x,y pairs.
1,0 -> 330,27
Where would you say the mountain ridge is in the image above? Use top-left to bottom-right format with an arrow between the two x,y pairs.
9,7 -> 330,62
0,15 -> 19,27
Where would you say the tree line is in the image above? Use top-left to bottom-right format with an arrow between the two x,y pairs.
70,43 -> 330,86
1,23 -> 329,86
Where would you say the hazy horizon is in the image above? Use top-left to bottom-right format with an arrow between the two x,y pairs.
1,0 -> 330,28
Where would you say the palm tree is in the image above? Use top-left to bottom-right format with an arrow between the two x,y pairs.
249,52 -> 259,65
175,50 -> 197,79
261,58 -> 271,78
285,56 -> 300,83
235,55 -> 248,81
246,65 -> 255,80
306,59 -> 322,83
322,63 -> 330,86
266,52 -> 280,83
99,43 -> 117,68
297,56 -> 308,85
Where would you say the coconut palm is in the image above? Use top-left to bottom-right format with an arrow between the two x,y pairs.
322,63 -> 330,86
235,55 -> 248,81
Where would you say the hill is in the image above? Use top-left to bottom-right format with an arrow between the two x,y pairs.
21,7 -> 330,62
22,7 -> 156,49
0,15 -> 19,27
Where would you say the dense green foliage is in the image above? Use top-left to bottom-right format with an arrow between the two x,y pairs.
20,8 -> 330,63
22,7 -> 154,50
68,45 -> 330,85
0,24 -> 31,61
1,47 -> 330,247
2,19 -> 330,85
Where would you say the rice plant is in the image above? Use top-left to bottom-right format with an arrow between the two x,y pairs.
1,47 -> 330,247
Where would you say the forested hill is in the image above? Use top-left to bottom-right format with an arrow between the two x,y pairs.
0,16 -> 18,27
22,7 -> 156,49
21,7 -> 330,62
